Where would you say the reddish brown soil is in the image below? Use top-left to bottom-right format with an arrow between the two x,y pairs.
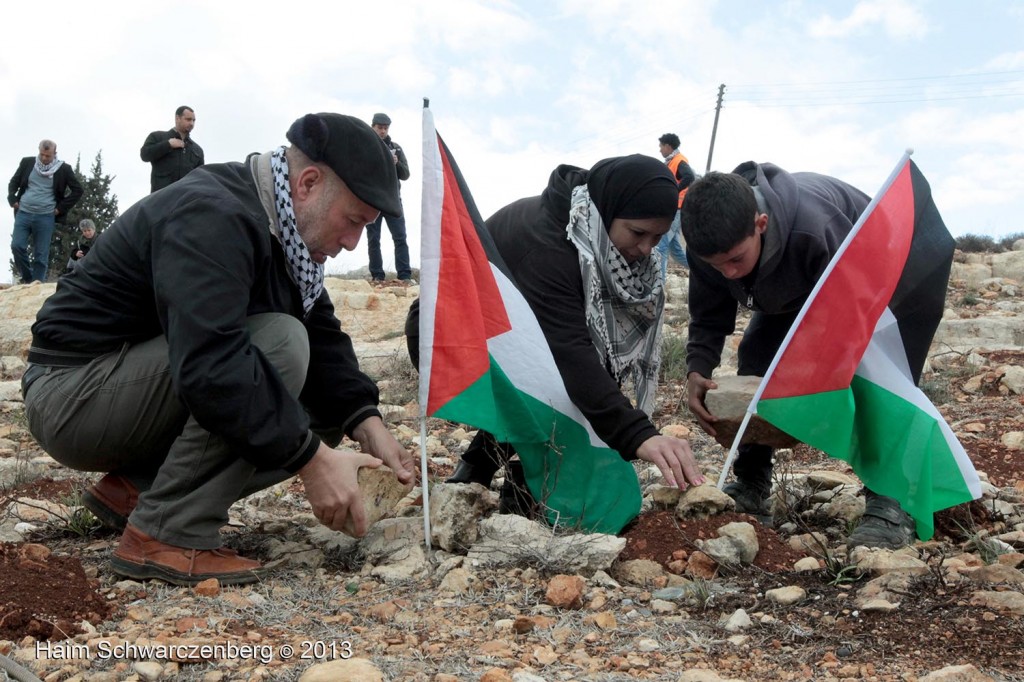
0,543 -> 111,641
619,510 -> 808,572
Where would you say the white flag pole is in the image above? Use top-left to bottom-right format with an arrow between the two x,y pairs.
716,149 -> 915,489
417,98 -> 440,551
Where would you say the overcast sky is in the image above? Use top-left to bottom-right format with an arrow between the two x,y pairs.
3,0 -> 1022,280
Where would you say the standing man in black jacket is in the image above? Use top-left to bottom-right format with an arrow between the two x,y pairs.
140,105 -> 205,193
24,113 -> 415,586
8,139 -> 83,283
366,112 -> 412,282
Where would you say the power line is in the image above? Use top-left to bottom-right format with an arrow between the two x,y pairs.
730,69 -> 1024,89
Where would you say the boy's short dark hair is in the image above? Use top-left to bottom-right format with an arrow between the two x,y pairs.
658,133 -> 680,149
680,172 -> 759,257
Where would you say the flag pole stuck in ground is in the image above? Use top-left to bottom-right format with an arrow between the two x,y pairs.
718,151 -> 981,539
417,104 -> 645,536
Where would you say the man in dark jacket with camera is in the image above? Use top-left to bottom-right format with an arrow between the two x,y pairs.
140,105 -> 205,193
366,112 -> 412,282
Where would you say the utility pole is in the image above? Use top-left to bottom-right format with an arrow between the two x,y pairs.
706,84 -> 726,174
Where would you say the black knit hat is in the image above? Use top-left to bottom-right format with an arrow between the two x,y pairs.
286,113 -> 402,217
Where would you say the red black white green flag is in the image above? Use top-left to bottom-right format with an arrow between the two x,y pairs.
418,106 -> 642,534
753,155 -> 980,540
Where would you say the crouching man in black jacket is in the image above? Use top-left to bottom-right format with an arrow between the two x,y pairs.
24,113 -> 415,586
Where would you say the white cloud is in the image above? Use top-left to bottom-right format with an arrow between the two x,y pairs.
2,0 -> 1022,282
809,0 -> 930,40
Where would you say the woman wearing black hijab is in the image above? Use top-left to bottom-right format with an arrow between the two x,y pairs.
439,154 -> 705,496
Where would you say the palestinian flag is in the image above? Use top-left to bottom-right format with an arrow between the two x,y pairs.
418,106 -> 642,534
755,156 -> 981,540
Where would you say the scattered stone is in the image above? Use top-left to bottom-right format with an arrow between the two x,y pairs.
613,559 -> 664,586
467,515 -> 625,573
18,543 -> 50,563
685,551 -> 718,579
964,563 -> 1024,585
678,668 -> 747,681
438,567 -> 477,594
512,672 -> 547,682
969,590 -> 1024,616
636,637 -> 661,651
788,532 -> 829,554
675,484 -> 736,518
429,482 -> 498,551
650,599 -> 677,614
1000,365 -> 1024,395
1001,431 -> 1024,451
765,585 -> 806,605
996,553 -> 1024,569
919,663 -> 1001,681
649,484 -> 683,508
699,536 -> 742,566
480,667 -> 513,682
585,611 -> 617,630
193,578 -> 220,597
545,574 -> 585,609
298,657 -> 386,682
716,521 -> 759,564
794,557 -> 821,572
806,471 -> 858,491
861,598 -> 900,612
134,661 -> 165,681
824,492 -> 866,524
722,608 -> 751,632
661,423 -> 691,440
652,585 -> 691,601
848,547 -> 929,575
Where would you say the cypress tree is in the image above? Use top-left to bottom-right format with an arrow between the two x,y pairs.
47,151 -> 120,279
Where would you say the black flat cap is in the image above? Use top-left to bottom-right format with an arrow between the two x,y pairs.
286,113 -> 402,217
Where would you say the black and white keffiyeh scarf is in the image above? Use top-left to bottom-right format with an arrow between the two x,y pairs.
270,146 -> 323,318
566,184 -> 665,416
34,156 -> 63,178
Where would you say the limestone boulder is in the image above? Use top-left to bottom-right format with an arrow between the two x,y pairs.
703,375 -> 798,448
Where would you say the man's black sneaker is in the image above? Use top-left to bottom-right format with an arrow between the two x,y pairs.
847,490 -> 916,550
722,479 -> 773,526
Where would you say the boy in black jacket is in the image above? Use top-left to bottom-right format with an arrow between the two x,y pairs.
681,163 -> 919,550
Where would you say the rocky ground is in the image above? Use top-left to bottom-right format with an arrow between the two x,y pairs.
0,250 -> 1023,682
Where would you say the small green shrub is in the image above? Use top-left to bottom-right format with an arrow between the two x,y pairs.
955,232 -> 1024,253
660,335 -> 688,383
958,291 -> 980,306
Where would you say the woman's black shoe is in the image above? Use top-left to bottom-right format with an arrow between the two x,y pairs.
498,460 -> 537,517
446,459 -> 497,487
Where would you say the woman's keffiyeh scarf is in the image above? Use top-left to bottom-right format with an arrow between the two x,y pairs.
566,184 -> 665,416
34,156 -> 63,178
270,146 -> 324,318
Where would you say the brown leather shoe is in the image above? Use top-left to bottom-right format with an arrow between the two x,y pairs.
83,474 -> 140,531
111,524 -> 263,586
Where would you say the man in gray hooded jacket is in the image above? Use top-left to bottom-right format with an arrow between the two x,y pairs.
681,162 -> 931,551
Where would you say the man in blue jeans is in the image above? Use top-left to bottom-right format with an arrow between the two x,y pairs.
366,113 -> 412,282
8,139 -> 83,282
655,133 -> 696,279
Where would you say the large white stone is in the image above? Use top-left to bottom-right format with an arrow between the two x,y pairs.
466,514 -> 625,573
